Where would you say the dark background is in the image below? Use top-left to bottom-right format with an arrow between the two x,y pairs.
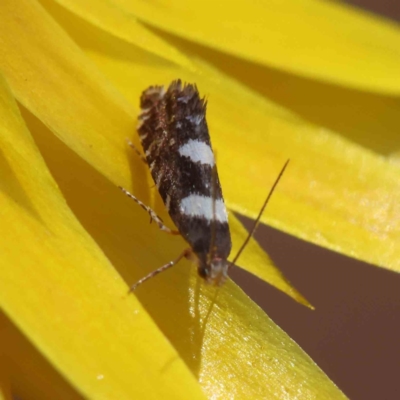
231,3 -> 400,399
343,0 -> 400,22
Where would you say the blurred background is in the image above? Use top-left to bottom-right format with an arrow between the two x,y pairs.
231,3 -> 400,400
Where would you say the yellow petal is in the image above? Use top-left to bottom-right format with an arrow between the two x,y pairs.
103,0 -> 400,94
52,0 -> 193,69
0,71 -> 344,398
1,0 -> 143,188
199,62 -> 400,273
181,277 -> 345,399
45,2 -> 400,273
0,0 -> 301,301
0,72 -> 206,399
0,1 -> 348,396
10,0 -> 398,276
0,312 -> 84,400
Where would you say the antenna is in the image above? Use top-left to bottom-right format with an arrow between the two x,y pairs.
228,159 -> 290,269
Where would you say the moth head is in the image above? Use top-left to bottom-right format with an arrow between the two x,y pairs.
198,257 -> 229,286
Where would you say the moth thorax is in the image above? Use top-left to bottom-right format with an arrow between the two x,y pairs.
198,256 -> 229,286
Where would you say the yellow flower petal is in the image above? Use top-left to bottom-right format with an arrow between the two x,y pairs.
109,0 -> 400,94
0,72 -> 344,398
0,72 -> 206,399
0,1 -> 347,397
52,0 -> 193,69
0,312 -> 84,400
42,1 -> 400,273
0,0 -> 301,300
200,62 -> 400,273
0,0 -> 135,187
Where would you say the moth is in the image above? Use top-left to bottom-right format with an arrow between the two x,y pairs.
120,80 -> 288,290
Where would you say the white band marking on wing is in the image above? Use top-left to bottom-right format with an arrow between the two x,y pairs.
179,194 -> 227,223
178,139 -> 214,166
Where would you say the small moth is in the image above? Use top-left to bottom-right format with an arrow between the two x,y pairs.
120,80 -> 288,291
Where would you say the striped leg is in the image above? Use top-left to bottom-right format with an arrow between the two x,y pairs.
118,186 -> 180,235
129,248 -> 192,292
126,139 -> 147,164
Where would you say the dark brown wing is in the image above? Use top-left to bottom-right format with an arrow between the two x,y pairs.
137,80 -> 231,260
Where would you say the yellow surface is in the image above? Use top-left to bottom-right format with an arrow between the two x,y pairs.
0,0 -> 303,300
0,312 -> 84,400
52,0 -> 193,69
1,0 -> 398,396
35,0 -> 400,273
0,72 -> 206,399
0,66 -> 343,400
109,0 -> 400,94
0,1 -> 348,399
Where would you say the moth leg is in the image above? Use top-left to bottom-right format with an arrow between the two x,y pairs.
129,248 -> 192,292
126,139 -> 147,164
118,186 -> 180,235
